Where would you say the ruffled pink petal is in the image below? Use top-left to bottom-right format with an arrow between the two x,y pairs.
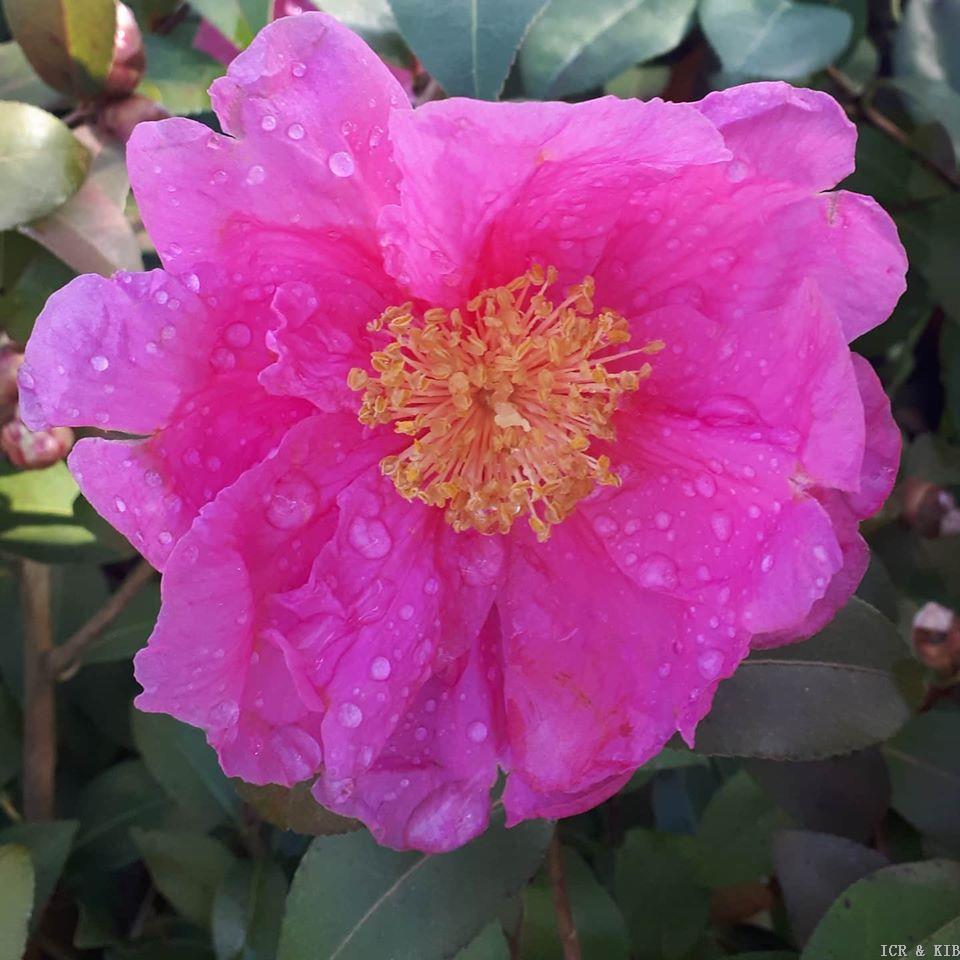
497,519 -> 688,806
18,271 -> 215,434
314,613 -> 505,852
129,13 -> 409,282
135,413 -> 385,784
504,770 -> 632,825
260,279 -> 391,413
378,96 -> 729,306
693,81 -> 856,192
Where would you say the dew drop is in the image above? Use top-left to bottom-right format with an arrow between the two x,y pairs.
338,702 -> 363,728
398,604 -> 414,621
329,151 -> 355,177
261,114 -> 277,131
654,511 -> 672,530
158,530 -> 173,545
710,512 -> 732,542
246,164 -> 266,185
266,474 -> 318,530
348,516 -> 392,559
695,474 -> 717,498
370,656 -> 392,680
697,649 -> 724,680
90,355 -> 109,372
414,726 -> 428,741
209,699 -> 239,728
592,514 -> 618,538
224,322 -> 252,348
291,61 -> 307,77
210,346 -> 236,370
760,554 -> 774,573
114,497 -> 126,513
467,721 -> 488,743
287,122 -> 305,140
657,662 -> 672,678
637,554 -> 678,590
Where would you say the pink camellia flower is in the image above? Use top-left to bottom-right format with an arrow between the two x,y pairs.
19,14 -> 906,851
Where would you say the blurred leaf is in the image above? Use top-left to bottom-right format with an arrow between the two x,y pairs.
456,923 -> 509,960
520,0 -> 695,99
191,0 -> 255,48
522,848 -> 629,960
322,0 -> 403,58
0,232 -> 75,344
919,914 -> 960,955
898,194 -> 960,322
0,820 -> 78,920
903,432 -> 960,486
745,749 -> 890,843
235,780 -> 359,836
885,711 -> 960,851
212,860 -> 288,960
22,136 -> 142,276
139,33 -> 226,115
0,683 -> 19,786
132,711 -> 239,831
0,42 -> 60,108
72,759 -> 173,873
133,828 -> 236,926
697,771 -> 791,887
773,829 -> 887,947
615,830 -> 709,960
853,555 -> 899,623
389,0 -> 547,99
0,844 -> 33,959
700,0 -> 852,79
943,320 -> 960,431
277,818 -> 551,960
626,744 -> 708,791
3,0 -> 116,98
604,63 -> 671,100
83,581 -> 159,665
693,598 -> 912,760
0,101 -> 90,231
801,860 -> 960,959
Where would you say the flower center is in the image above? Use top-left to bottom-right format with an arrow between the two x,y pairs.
349,265 -> 663,540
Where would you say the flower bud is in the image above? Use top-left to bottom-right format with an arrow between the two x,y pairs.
1,416 -> 74,470
912,601 -> 960,675
902,476 -> 960,539
105,3 -> 146,98
0,336 -> 23,419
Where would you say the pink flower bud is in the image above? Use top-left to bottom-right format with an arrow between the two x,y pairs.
1,416 -> 74,470
0,336 -> 23,424
105,3 -> 145,98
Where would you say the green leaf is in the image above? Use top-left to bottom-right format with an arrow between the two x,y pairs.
615,830 -> 709,960
212,860 -> 288,960
0,844 -> 33,960
0,42 -> 61,109
83,581 -> 159,665
0,232 -> 75,344
72,759 -> 173,873
801,860 -> 960,959
456,923 -> 509,960
522,849 -> 629,960
389,0 -> 547,100
0,821 -> 78,920
3,0 -> 116,97
191,0 -> 255,48
133,828 -> 236,927
700,0 -> 853,79
885,712 -> 960,851
696,771 -> 792,887
234,780 -> 359,837
520,0 -> 696,99
626,744 -> 708,791
693,598 -> 912,760
132,711 -> 240,831
0,102 -> 90,231
773,830 -> 886,947
138,33 -> 226,116
0,683 -> 20,786
277,817 -> 551,960
322,0 -> 403,59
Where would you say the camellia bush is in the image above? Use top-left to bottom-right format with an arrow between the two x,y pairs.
1,0 -> 959,958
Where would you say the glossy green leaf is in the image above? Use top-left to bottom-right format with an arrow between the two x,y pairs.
0,845 -> 33,960
0,821 -> 78,920
693,598 -> 912,759
0,232 -> 75,343
212,860 -> 288,960
389,0 -> 548,99
0,102 -> 90,231
277,817 -> 551,960
133,828 -> 236,927
801,860 -> 960,959
700,0 -> 852,79
72,760 -> 173,873
520,0 -> 695,99
456,923 -> 510,960
615,830 -> 709,960
138,33 -> 226,116
191,0 -> 255,48
234,780 -> 359,836
323,0 -> 403,58
522,848 -> 629,960
696,771 -> 792,887
0,42 -> 60,109
3,0 -> 116,98
885,712 -> 960,850
132,711 -> 240,830
83,581 -> 159,665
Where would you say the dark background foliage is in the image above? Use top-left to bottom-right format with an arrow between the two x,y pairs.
0,1 -> 959,958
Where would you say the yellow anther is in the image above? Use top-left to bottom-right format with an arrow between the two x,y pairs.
351,266 -> 662,540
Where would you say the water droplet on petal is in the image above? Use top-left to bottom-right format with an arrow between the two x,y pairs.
710,512 -> 732,542
90,355 -> 109,372
654,511 -> 672,530
209,699 -> 239,728
467,721 -> 488,743
697,649 -> 724,680
261,114 -> 277,131
287,122 -> 305,140
266,474 -> 318,530
637,554 -> 678,590
114,497 -> 126,513
761,554 -> 774,573
398,604 -> 414,621
224,322 -> 252,348
695,474 -> 717,498
246,165 -> 266,185
338,702 -> 363,728
291,61 -> 307,77
593,514 -> 618,538
348,516 -> 392,559
370,656 -> 392,680
329,151 -> 355,177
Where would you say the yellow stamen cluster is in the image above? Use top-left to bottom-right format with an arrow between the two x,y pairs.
349,265 -> 664,541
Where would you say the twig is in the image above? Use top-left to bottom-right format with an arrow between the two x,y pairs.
547,830 -> 581,960
826,66 -> 960,191
47,558 -> 155,680
20,560 -> 56,821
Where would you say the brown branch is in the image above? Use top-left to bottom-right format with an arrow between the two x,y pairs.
47,558 -> 155,681
20,560 -> 56,821
547,830 -> 581,960
826,66 -> 960,191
